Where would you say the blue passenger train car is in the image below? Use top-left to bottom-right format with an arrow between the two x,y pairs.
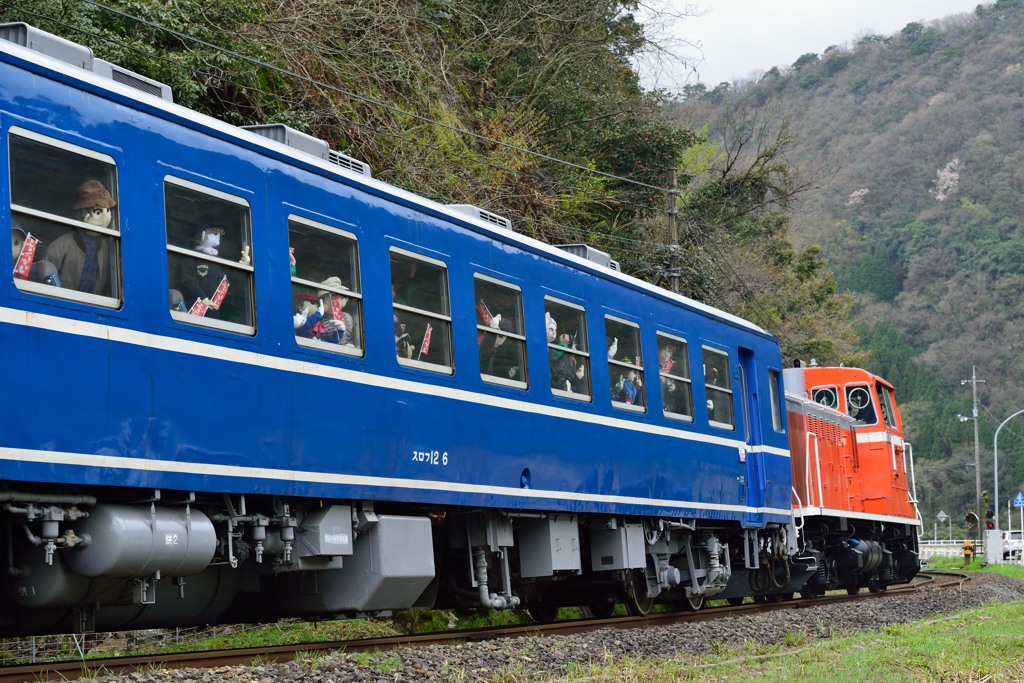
0,23 -> 802,635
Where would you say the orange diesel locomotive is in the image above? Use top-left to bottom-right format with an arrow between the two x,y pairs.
785,364 -> 921,596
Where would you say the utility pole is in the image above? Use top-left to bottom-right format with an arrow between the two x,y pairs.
960,366 -> 985,518
667,168 -> 680,294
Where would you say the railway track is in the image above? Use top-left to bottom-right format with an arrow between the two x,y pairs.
0,571 -> 968,683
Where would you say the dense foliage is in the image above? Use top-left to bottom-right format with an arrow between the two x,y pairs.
684,0 -> 1024,523
2,0 -> 856,365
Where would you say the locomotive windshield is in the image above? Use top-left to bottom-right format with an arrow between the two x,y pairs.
846,385 -> 877,425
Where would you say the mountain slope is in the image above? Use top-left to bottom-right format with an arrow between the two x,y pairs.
685,0 -> 1024,521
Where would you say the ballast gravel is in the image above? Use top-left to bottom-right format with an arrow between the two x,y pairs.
90,573 -> 1024,683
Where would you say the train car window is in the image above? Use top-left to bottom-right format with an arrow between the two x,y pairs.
164,178 -> 255,335
811,387 -> 838,409
702,347 -> 735,430
606,316 -> 645,412
876,384 -> 898,429
475,275 -> 527,388
391,249 -> 452,373
768,369 -> 784,432
545,297 -> 591,401
289,217 -> 363,356
846,385 -> 877,424
657,332 -> 693,422
8,128 -> 122,308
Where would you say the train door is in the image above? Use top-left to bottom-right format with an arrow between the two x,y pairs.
739,347 -> 766,528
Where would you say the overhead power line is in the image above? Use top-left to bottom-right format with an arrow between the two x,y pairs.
13,0 -> 803,348
80,0 -> 671,195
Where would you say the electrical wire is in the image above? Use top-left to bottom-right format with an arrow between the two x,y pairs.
79,0 -> 672,194
12,1 -> 805,345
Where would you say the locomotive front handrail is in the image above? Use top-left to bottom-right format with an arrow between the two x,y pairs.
889,431 -> 898,471
805,431 -> 823,507
791,486 -> 805,534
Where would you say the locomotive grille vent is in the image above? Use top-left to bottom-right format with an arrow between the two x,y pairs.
808,416 -> 842,445
447,204 -> 513,231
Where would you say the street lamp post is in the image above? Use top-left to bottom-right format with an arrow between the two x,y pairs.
994,408 -> 1024,528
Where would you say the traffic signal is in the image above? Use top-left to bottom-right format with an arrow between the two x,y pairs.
986,508 -> 995,530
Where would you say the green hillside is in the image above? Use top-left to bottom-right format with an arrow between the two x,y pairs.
680,0 -> 1024,524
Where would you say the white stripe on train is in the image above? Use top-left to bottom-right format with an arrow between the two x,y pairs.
0,447 -> 794,518
0,306 -> 791,458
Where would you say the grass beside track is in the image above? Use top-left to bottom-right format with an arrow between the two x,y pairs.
19,559 -> 1024,680
524,601 -> 1024,683
512,561 -> 1024,683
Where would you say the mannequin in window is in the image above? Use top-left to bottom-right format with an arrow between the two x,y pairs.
175,220 -> 251,317
293,292 -> 324,338
44,180 -> 115,294
393,282 -> 414,359
317,277 -> 357,347
12,223 -> 25,266
481,313 -> 519,380
176,224 -> 229,317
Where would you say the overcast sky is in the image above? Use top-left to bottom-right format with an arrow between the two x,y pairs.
642,0 -> 985,91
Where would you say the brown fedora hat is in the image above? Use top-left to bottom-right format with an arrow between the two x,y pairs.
73,179 -> 117,209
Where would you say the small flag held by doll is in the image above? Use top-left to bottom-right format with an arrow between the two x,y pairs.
477,300 -> 492,344
477,299 -> 492,326
329,293 -> 344,321
188,275 -> 230,316
13,233 -> 39,280
418,323 -> 433,360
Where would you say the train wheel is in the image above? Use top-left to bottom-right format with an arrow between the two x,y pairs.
846,585 -> 861,596
624,569 -> 653,617
527,603 -> 559,624
726,597 -> 745,606
799,586 -> 820,599
868,582 -> 887,594
681,594 -> 704,611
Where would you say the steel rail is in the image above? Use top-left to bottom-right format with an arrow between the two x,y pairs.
0,571 -> 964,683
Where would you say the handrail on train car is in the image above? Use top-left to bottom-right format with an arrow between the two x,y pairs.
791,486 -> 805,532
905,441 -> 920,504
906,442 -> 923,535
805,431 -> 823,508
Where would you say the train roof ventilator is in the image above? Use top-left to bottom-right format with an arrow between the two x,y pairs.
0,22 -> 173,101
242,123 -> 373,177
